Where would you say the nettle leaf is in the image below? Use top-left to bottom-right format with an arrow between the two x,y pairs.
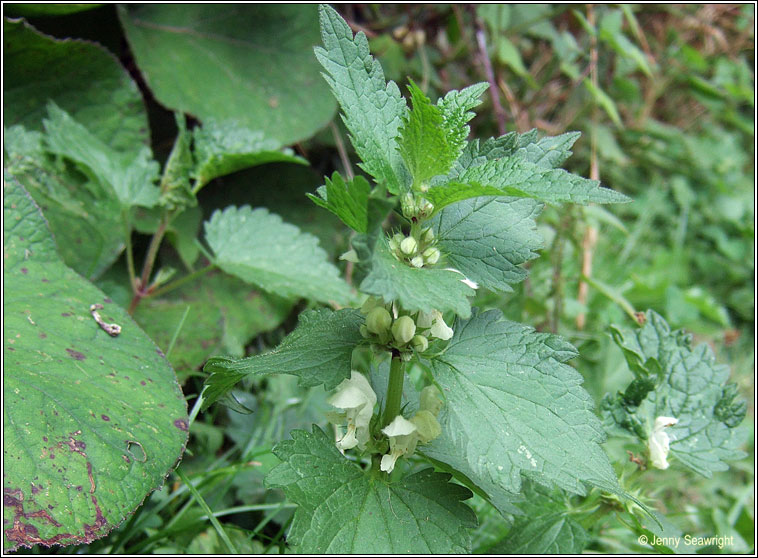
490,482 -> 589,554
192,119 -> 306,192
436,82 -> 489,161
204,205 -> 352,305
43,103 -> 161,209
398,81 -> 459,188
422,309 -> 621,505
202,308 -> 364,408
359,239 -> 475,318
4,18 -> 149,155
430,196 -> 543,292
605,310 -> 747,476
4,126 -> 124,279
307,172 -> 372,233
452,155 -> 630,205
159,114 -> 195,211
118,4 -> 336,146
316,4 -> 409,193
266,427 -> 476,554
3,176 -> 187,551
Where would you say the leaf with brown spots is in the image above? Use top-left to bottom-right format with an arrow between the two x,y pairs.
3,177 -> 188,551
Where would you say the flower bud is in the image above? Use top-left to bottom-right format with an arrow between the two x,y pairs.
422,247 -> 440,265
388,233 -> 403,253
400,192 -> 416,217
392,315 -> 416,345
359,324 -> 370,338
422,227 -> 435,244
410,410 -> 441,443
360,296 -> 382,315
410,334 -> 429,353
366,306 -> 392,335
420,385 -> 444,416
410,255 -> 424,268
417,198 -> 434,216
400,236 -> 417,256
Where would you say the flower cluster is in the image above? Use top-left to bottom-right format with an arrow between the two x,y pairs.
388,227 -> 440,269
359,297 -> 454,354
326,374 -> 444,475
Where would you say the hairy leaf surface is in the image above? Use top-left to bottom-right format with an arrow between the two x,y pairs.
315,4 -> 409,192
267,427 -> 476,553
423,309 -> 620,504
202,308 -> 364,408
430,196 -> 543,292
204,205 -> 352,305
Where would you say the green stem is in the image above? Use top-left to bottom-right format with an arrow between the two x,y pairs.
382,354 -> 405,428
122,210 -> 137,293
148,264 -> 216,299
175,468 -> 238,554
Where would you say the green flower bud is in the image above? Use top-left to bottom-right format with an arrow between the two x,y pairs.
410,410 -> 442,443
366,306 -> 392,334
400,236 -> 417,255
422,227 -> 435,244
411,334 -> 429,352
360,296 -> 382,315
388,233 -> 403,253
410,255 -> 424,268
422,247 -> 440,265
392,315 -> 416,345
359,324 -> 370,338
400,192 -> 416,217
420,385 -> 444,416
417,197 -> 434,216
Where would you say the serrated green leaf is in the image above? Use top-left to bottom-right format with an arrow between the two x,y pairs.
606,311 -> 747,476
423,181 -> 505,213
159,114 -> 195,212
202,308 -> 364,408
204,205 -> 352,305
43,103 -> 161,209
307,172 -> 372,233
118,4 -> 336,146
316,4 -> 409,193
437,82 -> 489,154
423,309 -> 621,504
398,80 -> 458,188
490,482 -> 589,554
516,131 -> 582,169
453,155 -> 630,205
192,119 -> 307,192
430,196 -> 543,293
266,427 -> 476,553
4,125 -> 124,279
359,238 -> 475,317
4,18 -> 149,156
3,176 -> 187,551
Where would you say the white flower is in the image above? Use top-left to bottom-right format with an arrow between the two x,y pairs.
380,415 -> 418,473
417,310 -> 454,341
327,371 -> 377,451
648,416 -> 678,469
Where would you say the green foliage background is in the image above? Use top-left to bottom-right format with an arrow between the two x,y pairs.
4,3 -> 753,554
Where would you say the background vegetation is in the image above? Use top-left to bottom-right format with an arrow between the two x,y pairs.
5,3 -> 754,554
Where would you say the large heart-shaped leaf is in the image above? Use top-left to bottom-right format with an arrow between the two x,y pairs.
3,176 -> 187,551
118,4 -> 336,146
